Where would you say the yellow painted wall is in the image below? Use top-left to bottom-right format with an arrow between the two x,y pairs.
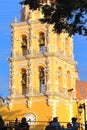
0,4 -> 78,129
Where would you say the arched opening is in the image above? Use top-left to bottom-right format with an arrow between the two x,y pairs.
21,35 -> 27,56
39,66 -> 45,93
38,32 -> 45,54
21,68 -> 27,95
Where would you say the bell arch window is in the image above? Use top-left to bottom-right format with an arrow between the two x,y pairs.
38,32 -> 45,54
21,68 -> 27,95
21,35 -> 27,56
39,66 -> 45,93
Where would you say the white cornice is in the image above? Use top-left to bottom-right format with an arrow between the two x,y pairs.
10,20 -> 46,28
8,52 -> 77,65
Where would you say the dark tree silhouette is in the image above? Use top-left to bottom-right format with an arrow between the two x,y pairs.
20,0 -> 87,36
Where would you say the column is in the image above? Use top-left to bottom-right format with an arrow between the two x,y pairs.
26,62 -> 29,94
28,22 -> 33,54
54,34 -> 58,52
56,61 -> 59,91
27,33 -> 29,54
11,27 -> 16,57
26,22 -> 33,54
27,61 -> 33,95
68,37 -> 74,58
46,24 -> 50,52
63,69 -> 67,89
63,71 -> 68,95
45,58 -> 50,93
52,101 -> 57,118
71,73 -> 76,97
62,37 -> 65,55
9,61 -> 15,96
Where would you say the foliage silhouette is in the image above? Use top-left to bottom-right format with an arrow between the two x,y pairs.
20,0 -> 87,36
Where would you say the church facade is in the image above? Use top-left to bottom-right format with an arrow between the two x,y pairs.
0,0 -> 80,129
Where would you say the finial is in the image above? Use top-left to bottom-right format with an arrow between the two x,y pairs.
14,17 -> 18,23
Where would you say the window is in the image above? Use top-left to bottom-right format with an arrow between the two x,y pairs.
21,69 -> 27,95
40,44 -> 45,53
21,35 -> 27,56
39,33 -> 45,54
39,67 -> 45,93
21,38 -> 27,48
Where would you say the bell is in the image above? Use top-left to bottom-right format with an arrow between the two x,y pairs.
21,38 -> 27,47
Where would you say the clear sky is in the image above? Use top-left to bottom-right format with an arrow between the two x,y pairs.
0,0 -> 87,98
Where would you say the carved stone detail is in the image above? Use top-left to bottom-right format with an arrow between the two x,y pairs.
27,61 -> 33,95
28,22 -> 33,54
27,100 -> 32,108
46,98 -> 51,106
8,102 -> 13,110
45,58 -> 50,93
46,24 -> 50,52
11,28 -> 16,57
9,62 -> 15,96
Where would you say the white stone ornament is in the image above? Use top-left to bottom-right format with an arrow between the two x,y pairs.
25,112 -> 37,125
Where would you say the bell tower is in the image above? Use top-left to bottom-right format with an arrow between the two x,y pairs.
7,1 -> 78,127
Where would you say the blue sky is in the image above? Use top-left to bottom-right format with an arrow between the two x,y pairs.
0,0 -> 87,97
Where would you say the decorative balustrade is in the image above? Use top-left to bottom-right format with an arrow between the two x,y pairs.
58,87 -> 75,99
11,48 -> 74,61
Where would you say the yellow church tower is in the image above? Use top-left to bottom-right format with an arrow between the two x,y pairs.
0,0 -> 78,129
